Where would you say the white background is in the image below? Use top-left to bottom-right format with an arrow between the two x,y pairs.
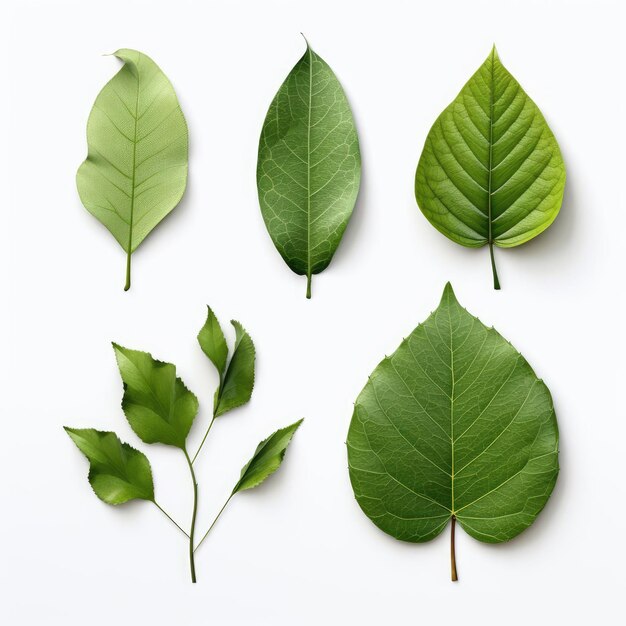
2,0 -> 624,623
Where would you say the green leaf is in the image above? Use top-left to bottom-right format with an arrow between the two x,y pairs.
77,48 -> 188,291
415,47 -> 565,289
64,427 -> 154,504
214,321 -> 255,417
112,343 -> 198,449
347,283 -> 558,578
197,306 -> 229,377
257,38 -> 361,298
233,419 -> 303,493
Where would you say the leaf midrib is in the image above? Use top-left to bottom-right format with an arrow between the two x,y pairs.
127,55 -> 141,255
306,45 -> 313,282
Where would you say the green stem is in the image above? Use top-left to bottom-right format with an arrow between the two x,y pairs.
153,501 -> 189,538
450,515 -> 458,582
489,243 -> 500,290
183,449 -> 198,583
194,494 -> 233,554
306,273 -> 312,299
192,414 -> 216,465
124,250 -> 131,291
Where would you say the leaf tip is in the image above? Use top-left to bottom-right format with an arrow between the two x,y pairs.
300,32 -> 311,49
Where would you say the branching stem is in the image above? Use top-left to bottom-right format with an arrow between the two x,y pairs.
194,494 -> 233,554
183,449 -> 198,583
153,501 -> 189,538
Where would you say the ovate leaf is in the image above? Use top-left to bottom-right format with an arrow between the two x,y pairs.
233,419 -> 303,493
197,306 -> 229,378
214,321 -> 255,417
257,38 -> 361,298
415,47 -> 565,289
77,49 -> 188,291
113,343 -> 198,449
64,427 -> 154,504
347,283 -> 558,577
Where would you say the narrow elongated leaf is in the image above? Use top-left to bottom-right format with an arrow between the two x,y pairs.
415,47 -> 565,289
347,283 -> 558,577
233,419 -> 303,493
197,306 -> 228,377
64,427 -> 154,504
77,49 -> 188,290
214,321 -> 255,417
257,39 -> 361,298
112,343 -> 198,449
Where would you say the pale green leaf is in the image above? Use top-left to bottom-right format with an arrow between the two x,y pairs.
233,419 -> 303,493
112,343 -> 198,449
257,39 -> 361,298
64,427 -> 154,504
197,306 -> 228,377
214,321 -> 255,417
415,47 -> 565,289
77,48 -> 188,290
347,283 -> 558,575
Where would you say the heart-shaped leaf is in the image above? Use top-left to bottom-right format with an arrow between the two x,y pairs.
113,343 -> 198,449
233,419 -> 303,493
257,38 -> 361,298
347,283 -> 558,579
77,49 -> 188,291
415,47 -> 565,289
64,428 -> 154,504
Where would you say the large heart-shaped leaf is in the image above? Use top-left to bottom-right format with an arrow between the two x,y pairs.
113,343 -> 198,449
347,283 -> 559,579
77,49 -> 188,290
64,428 -> 154,504
415,47 -> 565,289
257,38 -> 361,298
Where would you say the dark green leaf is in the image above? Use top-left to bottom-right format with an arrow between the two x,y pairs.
257,39 -> 361,298
64,427 -> 154,504
347,283 -> 558,572
415,47 -> 565,289
197,306 -> 228,377
112,343 -> 198,449
76,48 -> 188,290
233,419 -> 303,493
214,321 -> 255,418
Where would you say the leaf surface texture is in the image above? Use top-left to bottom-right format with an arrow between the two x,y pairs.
347,283 -> 558,544
257,40 -> 361,297
76,48 -> 188,289
415,47 -> 565,287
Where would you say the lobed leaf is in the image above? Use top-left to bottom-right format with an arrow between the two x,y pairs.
112,343 -> 198,449
64,427 -> 154,504
415,47 -> 565,288
76,48 -> 189,290
347,283 -> 558,549
233,419 -> 303,493
257,38 -> 361,298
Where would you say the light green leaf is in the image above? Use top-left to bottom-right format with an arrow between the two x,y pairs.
64,427 -> 154,504
347,283 -> 558,578
233,419 -> 303,493
257,38 -> 361,298
112,343 -> 198,449
415,47 -> 565,289
214,321 -> 255,417
197,306 -> 229,378
77,48 -> 188,291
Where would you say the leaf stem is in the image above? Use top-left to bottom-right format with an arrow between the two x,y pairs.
489,242 -> 500,290
450,515 -> 458,582
153,501 -> 189,538
183,449 -> 198,583
194,494 -> 233,554
124,250 -> 132,291
306,273 -> 312,299
192,414 -> 216,464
